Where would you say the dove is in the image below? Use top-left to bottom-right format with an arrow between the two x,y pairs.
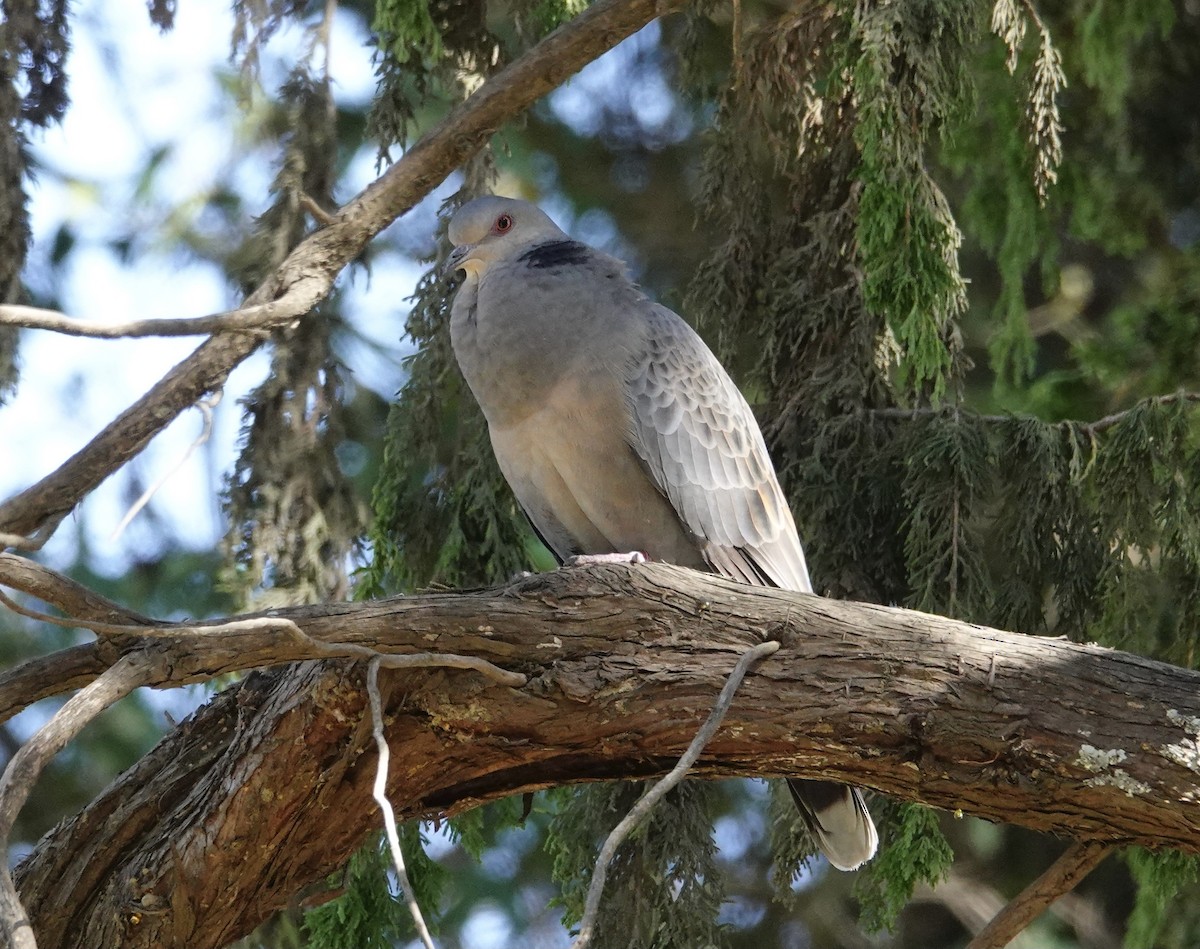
445,194 -> 877,871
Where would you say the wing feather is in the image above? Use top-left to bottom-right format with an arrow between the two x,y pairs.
627,304 -> 813,593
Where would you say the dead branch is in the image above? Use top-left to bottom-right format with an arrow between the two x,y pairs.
366,658 -> 438,949
965,841 -> 1113,949
0,651 -> 166,949
0,645 -> 108,723
0,570 -> 524,708
110,393 -> 221,541
0,552 -> 154,625
572,639 -> 780,949
0,303 -> 299,339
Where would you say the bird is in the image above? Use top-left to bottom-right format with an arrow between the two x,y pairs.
445,194 -> 878,871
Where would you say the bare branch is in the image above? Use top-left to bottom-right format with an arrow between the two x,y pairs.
0,563 -> 524,725
0,585 -> 527,686
1084,391 -> 1200,433
0,651 -> 164,949
0,552 -> 154,625
966,841 -> 1112,949
109,392 -> 220,541
0,645 -> 107,725
868,391 -> 1200,432
572,639 -> 780,949
0,303 -> 297,339
0,533 -> 41,552
0,0 -> 688,542
367,658 -> 438,949
0,511 -> 68,554
300,193 -> 338,226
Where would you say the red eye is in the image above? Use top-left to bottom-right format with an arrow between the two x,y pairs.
495,213 -> 513,233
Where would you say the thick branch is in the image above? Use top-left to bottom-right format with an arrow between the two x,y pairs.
0,0 -> 686,541
966,841 -> 1112,949
10,563 -> 1200,949
0,652 -> 164,949
0,552 -> 154,625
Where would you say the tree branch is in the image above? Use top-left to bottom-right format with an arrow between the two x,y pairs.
0,579 -> 524,714
868,390 -> 1200,433
109,393 -> 220,541
0,303 -> 299,339
572,639 -> 780,949
0,0 -> 688,541
7,562 -> 1200,948
966,841 -> 1112,949
0,652 -> 165,949
0,644 -> 108,723
0,552 -> 154,625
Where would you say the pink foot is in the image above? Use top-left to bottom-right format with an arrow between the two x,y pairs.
565,551 -> 648,566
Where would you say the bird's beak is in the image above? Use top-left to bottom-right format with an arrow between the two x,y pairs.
444,244 -> 472,277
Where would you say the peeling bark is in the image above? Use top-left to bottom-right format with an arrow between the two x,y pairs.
13,562 -> 1200,948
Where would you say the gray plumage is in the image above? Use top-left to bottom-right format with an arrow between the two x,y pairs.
446,195 -> 877,871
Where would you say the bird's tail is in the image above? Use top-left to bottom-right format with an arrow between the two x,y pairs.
787,778 -> 878,871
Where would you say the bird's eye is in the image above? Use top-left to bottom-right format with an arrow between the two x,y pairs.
495,214 -> 513,233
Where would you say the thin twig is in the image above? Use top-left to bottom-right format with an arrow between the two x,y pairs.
0,587 -> 144,635
0,651 -> 163,949
110,392 -> 222,541
867,391 -> 1200,433
317,0 -> 336,71
366,658 -> 438,949
0,512 -> 68,554
299,193 -> 338,227
965,840 -> 1112,949
570,639 -> 780,949
305,635 -> 527,686
1083,391 -> 1200,433
731,0 -> 744,90
0,302 -> 299,339
948,403 -> 962,616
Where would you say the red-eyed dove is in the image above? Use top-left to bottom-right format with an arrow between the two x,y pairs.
446,195 -> 878,871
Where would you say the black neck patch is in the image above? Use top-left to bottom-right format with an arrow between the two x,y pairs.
520,239 -> 591,269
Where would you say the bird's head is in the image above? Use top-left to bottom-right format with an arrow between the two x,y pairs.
446,196 -> 565,280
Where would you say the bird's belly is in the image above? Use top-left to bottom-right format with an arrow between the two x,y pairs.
490,405 -> 704,567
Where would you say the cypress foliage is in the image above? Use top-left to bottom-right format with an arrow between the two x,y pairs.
221,68 -> 366,608
550,782 -> 726,949
302,834 -> 421,949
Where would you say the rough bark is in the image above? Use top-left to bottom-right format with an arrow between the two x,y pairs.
10,563 -> 1200,948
